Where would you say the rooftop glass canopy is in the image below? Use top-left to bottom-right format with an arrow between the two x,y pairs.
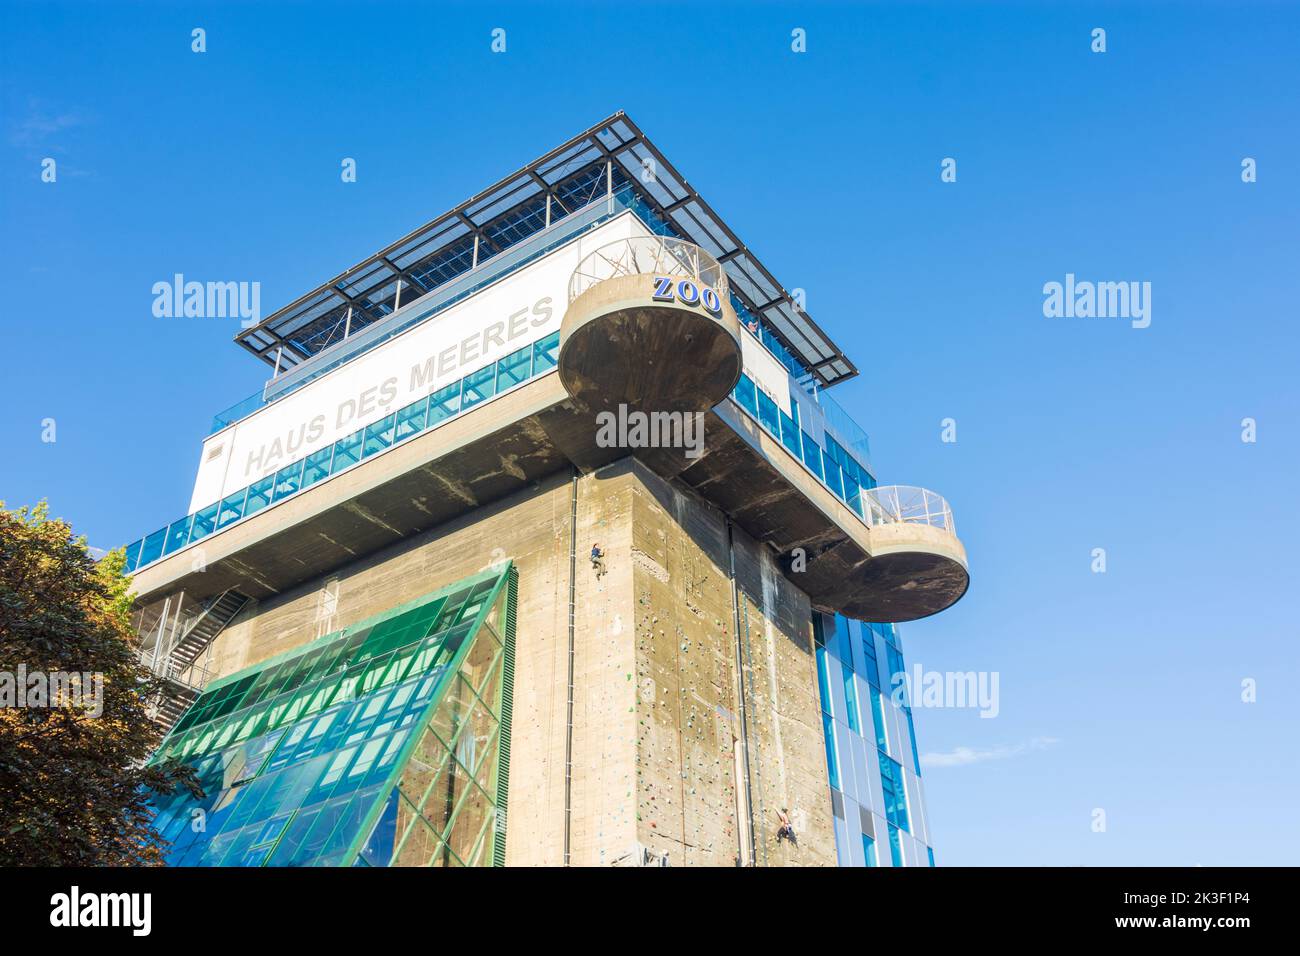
236,112 -> 856,388
147,564 -> 516,867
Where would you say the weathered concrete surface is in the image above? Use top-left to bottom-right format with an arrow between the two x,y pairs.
188,457 -> 834,866
630,461 -> 836,867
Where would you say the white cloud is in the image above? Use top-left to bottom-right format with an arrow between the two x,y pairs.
921,735 -> 1060,769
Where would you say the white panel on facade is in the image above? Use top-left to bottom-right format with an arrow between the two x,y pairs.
739,331 -> 793,417
190,213 -> 654,511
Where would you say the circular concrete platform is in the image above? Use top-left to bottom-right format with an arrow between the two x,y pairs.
559,269 -> 742,416
847,522 -> 970,622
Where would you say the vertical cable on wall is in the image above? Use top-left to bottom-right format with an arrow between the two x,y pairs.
563,467 -> 578,865
726,519 -> 758,864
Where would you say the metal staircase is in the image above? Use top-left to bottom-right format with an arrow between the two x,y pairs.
141,589 -> 250,734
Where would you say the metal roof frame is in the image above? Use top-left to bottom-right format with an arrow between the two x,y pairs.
235,111 -> 857,387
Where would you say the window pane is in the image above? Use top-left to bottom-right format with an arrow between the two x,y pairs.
779,410 -> 801,457
824,457 -> 845,499
302,447 -> 333,488
363,414 -> 396,458
164,516 -> 193,555
532,331 -> 559,374
801,432 -> 823,480
394,399 -> 428,443
733,374 -> 758,417
190,503 -> 219,542
862,834 -> 877,867
756,390 -> 779,435
331,431 -> 363,472
495,346 -> 531,391
245,477 -> 274,516
273,461 -> 304,501
139,527 -> 167,567
821,712 -> 839,790
216,490 -> 247,529
462,366 -> 495,409
428,382 -> 461,424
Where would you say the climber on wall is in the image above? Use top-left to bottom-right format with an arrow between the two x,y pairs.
776,808 -> 797,846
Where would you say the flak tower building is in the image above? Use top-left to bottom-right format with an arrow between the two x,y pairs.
125,114 -> 969,868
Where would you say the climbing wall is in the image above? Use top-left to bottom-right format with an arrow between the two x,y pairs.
566,461 -> 639,864
730,521 -> 837,867
628,461 -> 836,867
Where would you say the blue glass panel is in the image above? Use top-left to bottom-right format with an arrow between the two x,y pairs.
801,432 -> 824,480
394,399 -> 427,443
190,503 -> 219,543
532,331 -> 560,374
164,516 -> 193,555
870,687 -> 889,752
885,643 -> 907,705
462,366 -> 495,409
824,457 -> 845,499
841,662 -> 859,733
244,477 -> 274,516
779,410 -> 801,456
428,382 -> 461,424
216,491 -> 247,529
822,712 -> 839,790
906,707 -> 922,777
863,834 -> 877,867
927,846 -> 936,867
363,414 -> 396,458
331,431 -> 363,472
846,475 -> 864,518
123,539 -> 142,573
495,346 -> 531,391
815,646 -> 832,715
888,825 -> 904,866
302,447 -> 333,488
139,527 -> 168,567
273,461 -> 305,501
733,374 -> 758,417
756,389 -> 780,435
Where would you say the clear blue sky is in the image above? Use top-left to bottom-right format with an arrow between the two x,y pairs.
2,1 -> 1297,865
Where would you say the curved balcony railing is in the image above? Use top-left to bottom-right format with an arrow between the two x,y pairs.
862,486 -> 955,535
568,236 -> 728,303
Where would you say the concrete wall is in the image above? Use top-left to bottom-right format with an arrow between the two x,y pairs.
197,457 -> 832,867
630,462 -> 836,867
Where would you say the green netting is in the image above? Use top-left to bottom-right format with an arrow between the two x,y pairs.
148,564 -> 516,867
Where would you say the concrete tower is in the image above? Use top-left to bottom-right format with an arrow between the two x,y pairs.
127,113 -> 968,867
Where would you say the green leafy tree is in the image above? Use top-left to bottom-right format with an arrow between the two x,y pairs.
0,501 -> 198,866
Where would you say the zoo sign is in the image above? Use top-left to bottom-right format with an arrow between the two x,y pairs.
651,275 -> 723,317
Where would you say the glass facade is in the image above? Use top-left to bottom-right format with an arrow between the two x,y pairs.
147,564 -> 517,867
123,334 -> 560,574
731,372 -> 876,523
813,612 -> 934,867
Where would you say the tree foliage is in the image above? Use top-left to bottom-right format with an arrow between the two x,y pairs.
0,501 -> 198,866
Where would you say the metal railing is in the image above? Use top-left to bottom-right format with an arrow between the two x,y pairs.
862,485 -> 956,535
138,648 -> 211,693
569,236 -> 728,303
